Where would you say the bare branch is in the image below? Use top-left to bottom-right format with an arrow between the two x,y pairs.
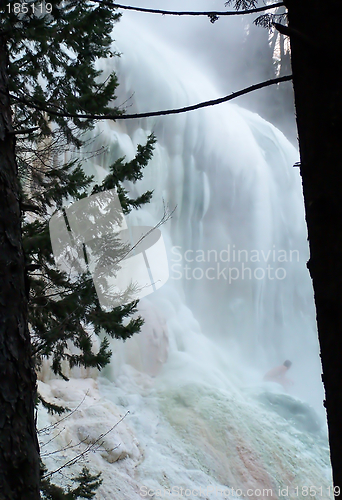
40,436 -> 89,456
38,391 -> 89,435
39,429 -> 66,450
92,0 -> 284,18
41,411 -> 130,479
7,75 -> 293,122
273,23 -> 318,48
120,202 -> 176,262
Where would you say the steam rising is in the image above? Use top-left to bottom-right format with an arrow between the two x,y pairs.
38,9 -> 331,499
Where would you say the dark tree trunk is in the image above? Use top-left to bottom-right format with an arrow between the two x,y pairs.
0,37 -> 40,499
285,0 -> 342,492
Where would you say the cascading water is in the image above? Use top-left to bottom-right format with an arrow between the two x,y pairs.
38,15 -> 333,500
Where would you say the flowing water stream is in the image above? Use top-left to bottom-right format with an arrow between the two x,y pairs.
38,16 -> 333,500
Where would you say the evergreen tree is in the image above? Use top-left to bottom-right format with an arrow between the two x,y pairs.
40,464 -> 102,500
0,1 -> 155,497
22,132 -> 155,380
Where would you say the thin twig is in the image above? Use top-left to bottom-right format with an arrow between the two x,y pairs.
41,436 -> 91,456
38,391 -> 89,434
40,428 -> 66,449
42,411 -> 129,479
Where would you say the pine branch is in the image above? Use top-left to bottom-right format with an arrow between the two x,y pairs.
26,264 -> 42,272
254,12 -> 287,29
7,75 -> 293,122
40,464 -> 102,499
38,394 -> 70,416
9,127 -> 40,135
21,202 -> 42,214
92,0 -> 284,18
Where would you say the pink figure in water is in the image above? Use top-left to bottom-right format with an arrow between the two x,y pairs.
263,360 -> 294,390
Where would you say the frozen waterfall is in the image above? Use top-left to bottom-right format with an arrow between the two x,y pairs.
38,15 -> 333,500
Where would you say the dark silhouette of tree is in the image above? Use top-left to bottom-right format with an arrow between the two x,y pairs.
0,1 -> 153,497
283,0 -> 342,494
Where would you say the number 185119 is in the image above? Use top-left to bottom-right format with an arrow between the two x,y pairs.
7,3 -> 52,15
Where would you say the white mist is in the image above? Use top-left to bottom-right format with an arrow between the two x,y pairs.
38,14 -> 332,500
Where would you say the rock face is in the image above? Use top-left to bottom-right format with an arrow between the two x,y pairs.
38,378 -> 144,499
122,298 -> 169,377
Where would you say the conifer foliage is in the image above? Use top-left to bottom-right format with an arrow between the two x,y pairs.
22,132 -> 155,380
4,0 -> 121,145
0,1 -> 155,498
40,464 -> 102,500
